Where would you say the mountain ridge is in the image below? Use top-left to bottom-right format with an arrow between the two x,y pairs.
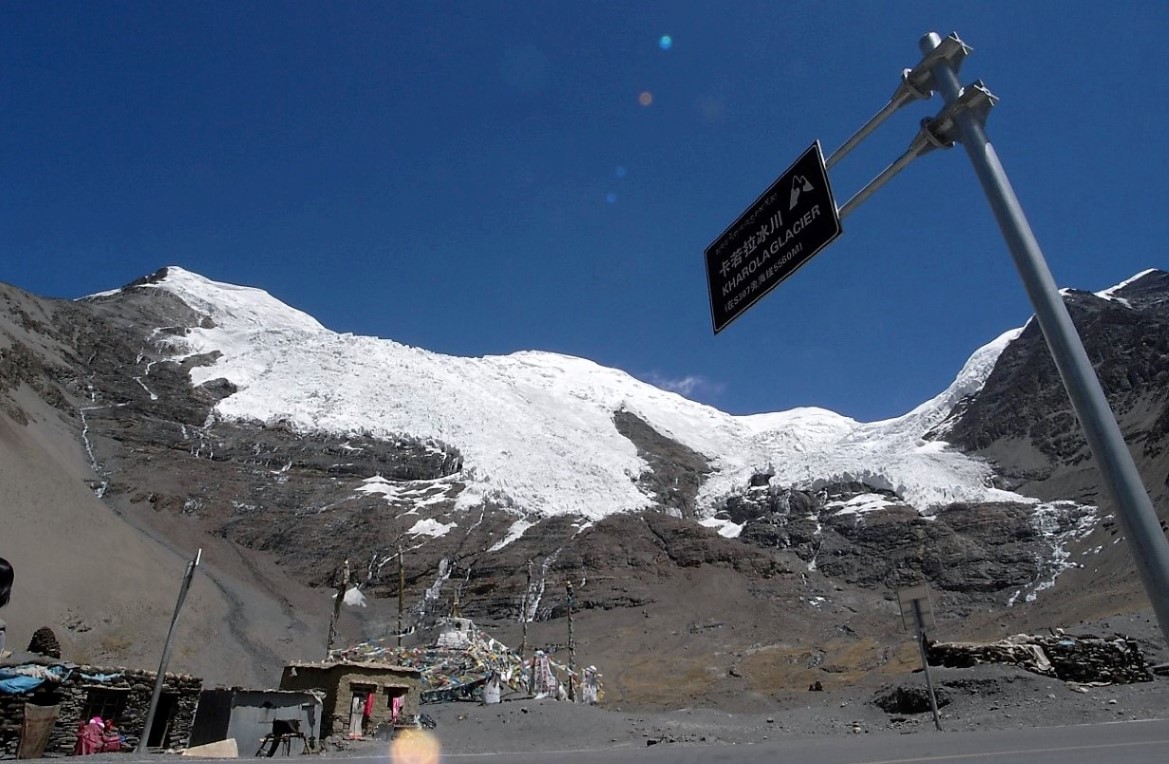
102,266 -> 1034,521
1,265 -> 1166,708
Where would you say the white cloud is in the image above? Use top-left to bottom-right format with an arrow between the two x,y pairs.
640,371 -> 725,400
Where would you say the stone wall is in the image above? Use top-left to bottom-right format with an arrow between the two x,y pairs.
280,662 -> 419,739
0,664 -> 201,758
927,633 -> 1152,684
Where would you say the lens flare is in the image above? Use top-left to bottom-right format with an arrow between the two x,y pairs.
606,192 -> 617,204
638,91 -> 653,106
659,35 -> 673,51
389,728 -> 440,764
615,166 -> 626,178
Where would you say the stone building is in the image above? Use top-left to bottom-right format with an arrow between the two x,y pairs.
278,661 -> 420,740
0,656 -> 201,758
189,687 -> 323,754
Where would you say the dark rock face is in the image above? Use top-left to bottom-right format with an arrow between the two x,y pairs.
931,270 -> 1169,511
613,410 -> 711,520
722,477 -> 1095,605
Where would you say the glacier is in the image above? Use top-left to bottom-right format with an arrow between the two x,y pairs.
131,266 -> 1031,520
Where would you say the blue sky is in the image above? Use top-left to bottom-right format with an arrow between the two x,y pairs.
3,2 -> 1165,422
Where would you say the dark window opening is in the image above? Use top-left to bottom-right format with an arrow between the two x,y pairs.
146,693 -> 178,748
82,687 -> 128,723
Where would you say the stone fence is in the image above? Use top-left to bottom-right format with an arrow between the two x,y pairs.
926,633 -> 1152,684
0,659 -> 201,758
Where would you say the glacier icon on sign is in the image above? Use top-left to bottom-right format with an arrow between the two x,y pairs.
789,175 -> 814,210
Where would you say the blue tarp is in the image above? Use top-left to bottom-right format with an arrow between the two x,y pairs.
0,674 -> 45,693
0,665 -> 72,694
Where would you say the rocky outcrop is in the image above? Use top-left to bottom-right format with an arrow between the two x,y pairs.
873,684 -> 950,714
723,477 -> 1095,604
931,270 -> 1169,510
613,410 -> 711,520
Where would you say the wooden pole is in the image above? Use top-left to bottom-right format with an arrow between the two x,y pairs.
520,560 -> 531,695
565,580 -> 576,702
326,559 -> 349,658
397,546 -> 404,648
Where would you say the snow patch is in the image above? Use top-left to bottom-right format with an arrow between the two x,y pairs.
1096,268 -> 1158,302
407,518 -> 457,538
827,493 -> 899,517
698,517 -> 744,538
488,519 -> 535,551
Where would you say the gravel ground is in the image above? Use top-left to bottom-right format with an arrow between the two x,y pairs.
40,659 -> 1167,761
397,663 -> 1169,756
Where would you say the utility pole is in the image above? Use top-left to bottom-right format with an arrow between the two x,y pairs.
526,561 -> 535,695
520,560 -> 531,665
326,559 -> 349,659
397,545 -> 405,648
565,580 -> 576,702
138,549 -> 200,753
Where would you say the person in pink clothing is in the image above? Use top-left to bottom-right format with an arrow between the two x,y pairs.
72,717 -> 104,755
101,719 -> 122,752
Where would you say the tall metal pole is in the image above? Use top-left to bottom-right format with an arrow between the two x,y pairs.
920,31 -> 1169,646
137,549 -> 201,754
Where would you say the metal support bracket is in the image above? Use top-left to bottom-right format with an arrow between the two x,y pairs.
838,80 -> 995,220
894,32 -> 971,103
828,33 -> 970,171
909,80 -> 998,156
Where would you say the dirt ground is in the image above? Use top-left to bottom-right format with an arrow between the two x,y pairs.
330,607 -> 1169,756
324,660 -> 1168,757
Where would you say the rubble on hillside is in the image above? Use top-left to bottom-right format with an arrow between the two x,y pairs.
332,618 -> 602,704
926,632 -> 1152,684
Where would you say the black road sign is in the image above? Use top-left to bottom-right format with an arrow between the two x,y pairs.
705,141 -> 842,333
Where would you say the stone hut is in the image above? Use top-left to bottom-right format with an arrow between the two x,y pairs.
0,655 -> 201,758
278,661 -> 420,740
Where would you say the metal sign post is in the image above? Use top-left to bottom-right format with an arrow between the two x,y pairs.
917,31 -> 1169,647
897,585 -> 941,731
704,29 -> 1169,650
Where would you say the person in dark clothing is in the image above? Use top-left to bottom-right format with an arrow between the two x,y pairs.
0,557 -> 11,607
0,557 -> 12,656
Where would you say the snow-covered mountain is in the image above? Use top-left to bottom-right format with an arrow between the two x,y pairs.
3,264 -> 1167,698
130,267 -> 1024,522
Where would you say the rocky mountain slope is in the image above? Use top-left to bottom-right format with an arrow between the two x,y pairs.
1,267 -> 1166,708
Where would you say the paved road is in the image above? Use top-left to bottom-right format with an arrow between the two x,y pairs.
80,719 -> 1169,764
343,719 -> 1169,764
